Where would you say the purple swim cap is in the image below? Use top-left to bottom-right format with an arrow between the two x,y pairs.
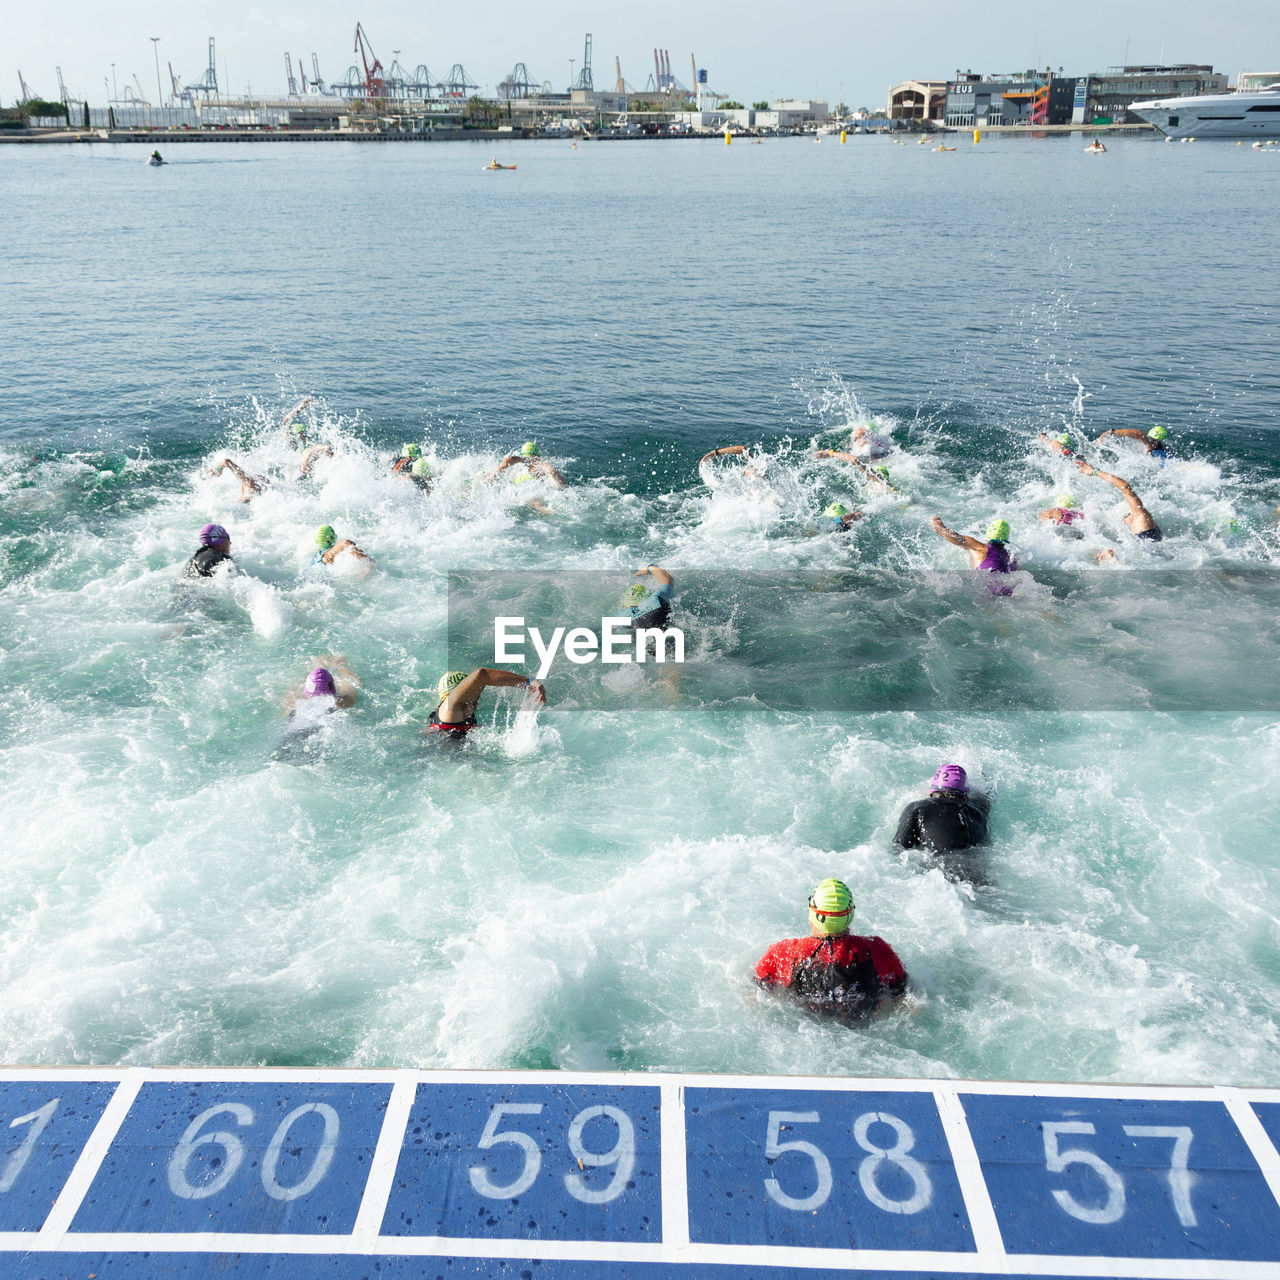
304,667 -> 336,697
931,763 -> 968,792
199,523 -> 229,547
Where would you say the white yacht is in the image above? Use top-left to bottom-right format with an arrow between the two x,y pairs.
1129,83 -> 1280,139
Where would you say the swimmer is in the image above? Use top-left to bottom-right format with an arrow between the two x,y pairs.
698,444 -> 772,486
851,424 -> 892,459
184,523 -> 234,578
1038,492 -> 1085,536
282,396 -> 315,449
1098,425 -> 1170,462
209,458 -> 265,503
299,444 -> 333,482
893,764 -> 990,855
391,442 -> 422,475
753,878 -> 908,1022
819,501 -> 863,532
813,449 -> 898,494
1038,431 -> 1076,458
407,457 -> 433,493
427,668 -> 546,740
1074,459 -> 1163,543
625,565 -> 675,629
311,523 -> 375,570
484,441 -> 568,488
930,516 -> 1018,576
283,662 -> 360,715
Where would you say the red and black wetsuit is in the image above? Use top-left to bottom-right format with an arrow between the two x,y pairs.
754,934 -> 907,1020
427,707 -> 477,740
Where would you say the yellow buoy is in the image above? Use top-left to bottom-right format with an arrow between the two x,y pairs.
973,128 -> 981,144
725,129 -> 731,145
840,129 -> 847,143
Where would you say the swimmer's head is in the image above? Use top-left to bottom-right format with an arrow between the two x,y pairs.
622,584 -> 648,607
1057,494 -> 1076,509
199,523 -> 229,548
874,465 -> 890,479
304,667 -> 336,698
290,421 -> 307,436
1148,425 -> 1169,442
823,502 -> 850,519
411,458 -> 432,477
808,878 -> 854,936
403,442 -> 422,459
437,670 -> 468,700
986,518 -> 1010,543
931,763 -> 968,793
315,524 -> 337,549
520,441 -> 540,457
1056,433 -> 1072,447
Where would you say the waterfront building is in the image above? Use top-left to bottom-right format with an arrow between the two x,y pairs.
1069,65 -> 1227,123
1237,70 -> 1280,91
887,81 -> 946,122
944,72 -> 1056,128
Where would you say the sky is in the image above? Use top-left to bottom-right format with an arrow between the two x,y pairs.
11,1 -> 1274,108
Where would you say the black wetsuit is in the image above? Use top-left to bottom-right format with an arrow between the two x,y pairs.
893,789 -> 990,853
427,708 -> 477,740
184,547 -> 233,578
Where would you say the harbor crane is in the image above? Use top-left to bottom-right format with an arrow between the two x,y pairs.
353,23 -> 385,99
284,52 -> 298,96
440,65 -> 478,99
310,54 -> 327,95
571,33 -> 593,91
17,70 -> 37,101
498,63 -> 539,99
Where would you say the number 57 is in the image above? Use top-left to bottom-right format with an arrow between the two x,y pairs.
1042,1122 -> 1196,1227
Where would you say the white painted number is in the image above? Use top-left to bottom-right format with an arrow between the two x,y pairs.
564,1105 -> 635,1205
169,1101 -> 342,1202
168,1103 -> 253,1200
1123,1125 -> 1197,1227
0,1099 -> 59,1193
763,1111 -> 833,1212
853,1112 -> 933,1214
469,1103 -> 544,1200
261,1103 -> 341,1202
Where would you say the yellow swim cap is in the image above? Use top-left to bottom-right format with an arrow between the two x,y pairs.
808,878 -> 854,936
437,670 -> 467,700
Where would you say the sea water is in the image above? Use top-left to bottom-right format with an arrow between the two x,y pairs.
0,133 -> 1278,1083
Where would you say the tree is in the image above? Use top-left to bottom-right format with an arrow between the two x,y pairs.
19,98 -> 67,118
834,101 -> 850,116
721,100 -> 744,109
752,100 -> 769,110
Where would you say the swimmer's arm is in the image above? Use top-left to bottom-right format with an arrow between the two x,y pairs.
300,444 -> 332,476
700,445 -> 747,466
483,455 -> 520,483
1105,428 -> 1146,441
323,539 -> 374,565
440,669 -> 543,721
1037,506 -> 1059,521
637,564 -> 673,588
892,802 -> 921,848
535,461 -> 568,487
929,516 -> 985,555
841,512 -> 865,526
281,396 -> 313,427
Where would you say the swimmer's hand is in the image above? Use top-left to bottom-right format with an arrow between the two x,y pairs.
526,679 -> 547,705
812,449 -> 832,458
1074,458 -> 1096,476
929,516 -> 945,532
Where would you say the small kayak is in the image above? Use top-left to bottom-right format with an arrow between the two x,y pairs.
485,163 -> 516,171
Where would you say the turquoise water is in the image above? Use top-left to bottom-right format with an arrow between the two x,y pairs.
1,134 -> 1278,1082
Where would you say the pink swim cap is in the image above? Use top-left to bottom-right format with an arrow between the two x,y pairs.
199,523 -> 229,547
931,763 -> 968,792
304,668 -> 336,697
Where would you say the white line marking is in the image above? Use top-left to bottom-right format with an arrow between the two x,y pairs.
935,1084 -> 1006,1258
37,1069 -> 144,1241
1221,1087 -> 1280,1211
660,1078 -> 690,1259
351,1070 -> 417,1244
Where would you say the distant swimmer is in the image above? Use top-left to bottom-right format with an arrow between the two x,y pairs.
427,668 -> 546,740
391,442 -> 423,475
851,424 -> 893,459
893,764 -> 990,855
311,523 -> 375,571
1097,425 -> 1170,464
754,878 -> 909,1022
408,457 -> 433,493
484,441 -> 568,489
819,501 -> 863,532
1038,431 -> 1077,458
282,396 -> 315,449
284,663 -> 359,716
929,516 -> 1018,591
184,523 -> 234,578
625,564 -> 675,629
1038,492 -> 1085,537
210,458 -> 266,503
149,149 -> 164,166
1086,140 -> 1107,153
813,449 -> 899,495
1074,459 -> 1163,544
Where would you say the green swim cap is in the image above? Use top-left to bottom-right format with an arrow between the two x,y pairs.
315,524 -> 336,549
1056,433 -> 1071,446
291,421 -> 307,435
411,457 -> 432,477
986,518 -> 1010,543
520,441 -> 540,457
1057,494 -> 1076,509
808,878 -> 854,936
1148,425 -> 1169,441
403,442 -> 422,459
437,670 -> 468,700
823,502 -> 849,519
874,465 -> 890,479
623,583 -> 648,606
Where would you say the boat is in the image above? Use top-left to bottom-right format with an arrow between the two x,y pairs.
484,161 -> 517,170
1129,83 -> 1280,140
1086,140 -> 1107,153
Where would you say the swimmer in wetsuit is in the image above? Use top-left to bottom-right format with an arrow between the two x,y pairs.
754,878 -> 908,1022
1097,425 -> 1170,464
894,763 -> 990,857
818,501 -> 863,532
407,457 -> 433,493
929,516 -> 1018,592
625,565 -> 675,629
484,441 -> 568,488
1074,458 -> 1163,548
311,523 -> 375,571
813,450 -> 899,495
1038,431 -> 1076,458
210,458 -> 266,503
283,663 -> 360,716
427,668 -> 546,740
1038,493 -> 1085,537
391,442 -> 422,475
282,396 -> 315,449
184,523 -> 234,578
